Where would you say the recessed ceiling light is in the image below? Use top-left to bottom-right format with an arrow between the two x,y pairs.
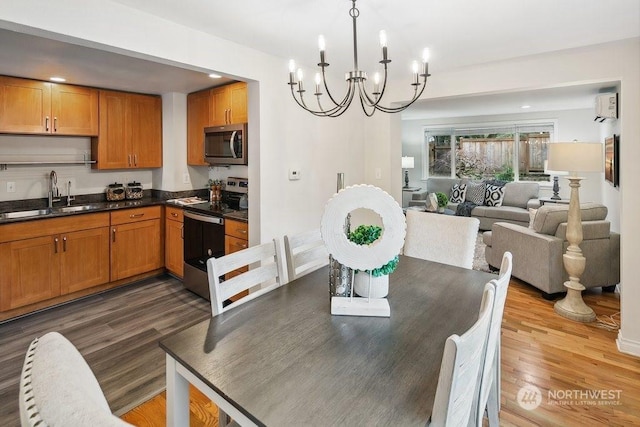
208,73 -> 222,79
521,105 -> 531,109
50,76 -> 66,82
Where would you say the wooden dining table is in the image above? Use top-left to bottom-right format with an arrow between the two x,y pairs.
160,255 -> 495,426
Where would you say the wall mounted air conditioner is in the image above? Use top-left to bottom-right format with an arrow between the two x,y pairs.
594,93 -> 618,122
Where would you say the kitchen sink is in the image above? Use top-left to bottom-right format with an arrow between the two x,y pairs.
0,209 -> 51,219
54,205 -> 97,213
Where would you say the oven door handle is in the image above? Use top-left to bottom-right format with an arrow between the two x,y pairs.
184,210 -> 224,225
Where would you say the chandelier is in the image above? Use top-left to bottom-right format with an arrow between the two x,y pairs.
287,0 -> 430,117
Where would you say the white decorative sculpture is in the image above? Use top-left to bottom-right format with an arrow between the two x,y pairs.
321,185 -> 406,317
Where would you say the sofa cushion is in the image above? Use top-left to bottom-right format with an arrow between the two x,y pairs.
532,203 -> 608,235
484,184 -> 505,207
528,208 -> 538,228
450,183 -> 467,203
466,181 -> 485,204
472,205 -> 530,223
502,182 -> 540,208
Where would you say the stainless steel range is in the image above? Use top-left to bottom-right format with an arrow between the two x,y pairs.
182,177 -> 248,300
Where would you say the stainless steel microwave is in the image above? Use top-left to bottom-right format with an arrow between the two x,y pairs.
204,123 -> 247,165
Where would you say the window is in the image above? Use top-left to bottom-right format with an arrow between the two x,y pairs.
424,123 -> 554,182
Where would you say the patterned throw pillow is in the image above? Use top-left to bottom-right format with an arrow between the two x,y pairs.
528,208 -> 538,228
450,183 -> 467,203
466,181 -> 485,205
484,184 -> 505,207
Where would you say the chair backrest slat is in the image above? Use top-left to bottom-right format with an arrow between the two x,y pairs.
284,229 -> 329,282
430,283 -> 495,427
207,239 -> 283,316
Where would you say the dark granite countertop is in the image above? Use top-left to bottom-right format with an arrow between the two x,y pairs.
0,198 -> 166,225
0,191 -> 248,225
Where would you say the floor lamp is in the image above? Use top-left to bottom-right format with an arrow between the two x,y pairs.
402,156 -> 414,188
547,142 -> 603,322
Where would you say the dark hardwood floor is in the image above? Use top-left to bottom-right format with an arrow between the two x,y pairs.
0,275 -> 210,427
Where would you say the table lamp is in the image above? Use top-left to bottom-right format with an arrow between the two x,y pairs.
543,160 -> 569,200
547,142 -> 603,322
402,156 -> 414,188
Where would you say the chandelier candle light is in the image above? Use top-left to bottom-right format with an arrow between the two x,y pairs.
287,0 -> 430,117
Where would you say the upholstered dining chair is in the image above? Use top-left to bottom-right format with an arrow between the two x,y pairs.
283,229 -> 329,283
474,251 -> 513,427
428,283 -> 495,427
19,331 -> 132,427
404,210 -> 480,269
207,239 -> 284,317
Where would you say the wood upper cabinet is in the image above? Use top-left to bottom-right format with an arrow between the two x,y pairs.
92,90 -> 162,169
0,213 -> 110,312
0,75 -> 98,135
110,206 -> 163,281
165,206 -> 184,278
187,82 -> 247,165
187,89 -> 211,166
50,84 -> 99,135
211,82 -> 247,126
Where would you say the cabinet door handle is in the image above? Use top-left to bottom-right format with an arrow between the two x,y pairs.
129,213 -> 144,218
128,154 -> 132,166
238,229 -> 247,234
134,154 -> 138,166
54,237 -> 59,253
62,236 -> 67,252
112,228 -> 116,242
228,109 -> 232,124
171,212 -> 178,217
45,116 -> 50,131
54,117 -> 58,132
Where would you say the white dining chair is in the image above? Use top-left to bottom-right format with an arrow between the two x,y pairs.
428,283 -> 495,427
207,239 -> 284,317
19,331 -> 132,427
403,210 -> 480,269
283,229 -> 329,283
473,251 -> 513,427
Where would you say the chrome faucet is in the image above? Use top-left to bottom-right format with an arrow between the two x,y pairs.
48,170 -> 61,208
66,180 -> 75,206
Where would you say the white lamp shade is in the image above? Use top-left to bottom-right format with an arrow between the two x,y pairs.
543,160 -> 568,176
401,156 -> 415,169
547,142 -> 603,173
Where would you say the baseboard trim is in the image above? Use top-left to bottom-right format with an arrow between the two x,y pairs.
617,331 -> 640,357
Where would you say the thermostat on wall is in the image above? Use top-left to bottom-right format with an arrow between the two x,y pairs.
289,169 -> 301,181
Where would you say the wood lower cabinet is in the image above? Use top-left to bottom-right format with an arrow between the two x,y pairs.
0,213 -> 109,312
92,90 -> 162,169
110,206 -> 163,281
224,219 -> 249,284
165,206 -> 184,278
0,75 -> 98,135
60,227 -> 110,294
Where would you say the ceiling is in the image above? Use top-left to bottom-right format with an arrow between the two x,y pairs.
0,0 -> 638,116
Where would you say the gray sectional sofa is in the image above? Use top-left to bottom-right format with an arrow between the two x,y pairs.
409,178 -> 541,230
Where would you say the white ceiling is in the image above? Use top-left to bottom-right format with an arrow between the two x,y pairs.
0,0 -> 638,116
